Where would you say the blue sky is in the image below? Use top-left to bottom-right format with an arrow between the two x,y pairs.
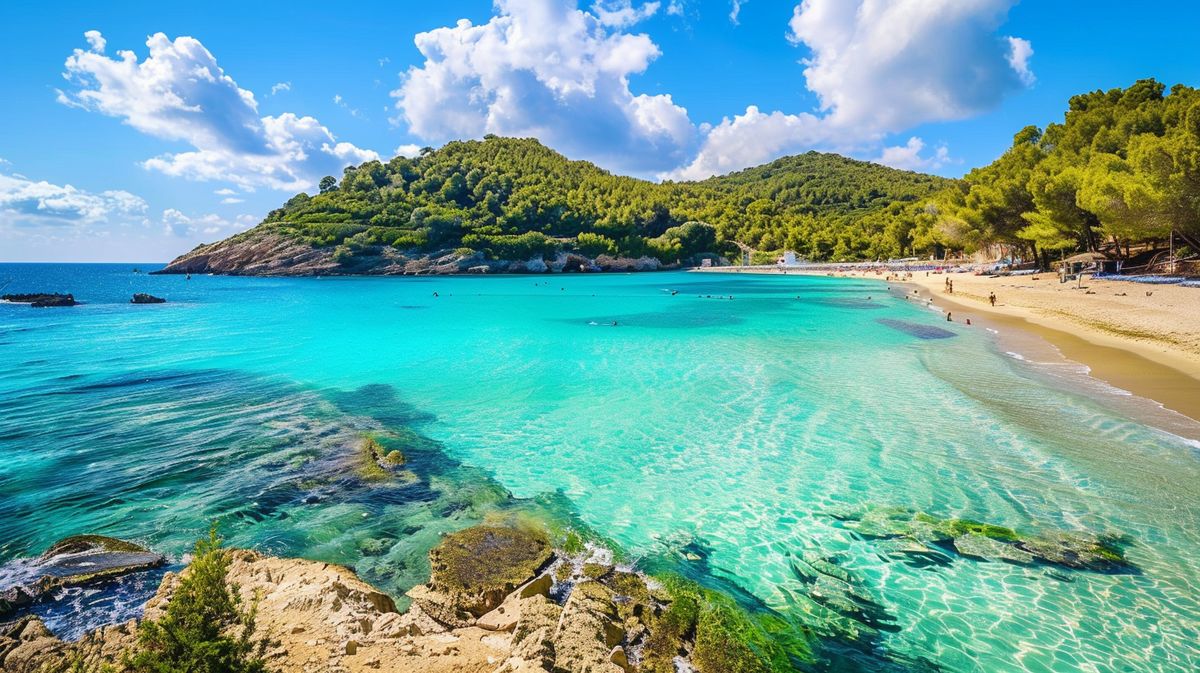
1,0 -> 1198,262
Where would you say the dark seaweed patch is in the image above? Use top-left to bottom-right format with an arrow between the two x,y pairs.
876,318 -> 956,340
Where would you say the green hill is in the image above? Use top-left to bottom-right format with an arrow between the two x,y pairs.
161,136 -> 952,275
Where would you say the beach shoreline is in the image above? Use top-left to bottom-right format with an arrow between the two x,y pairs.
694,266 -> 1200,424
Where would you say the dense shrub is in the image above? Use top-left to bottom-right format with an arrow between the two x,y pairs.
124,526 -> 267,673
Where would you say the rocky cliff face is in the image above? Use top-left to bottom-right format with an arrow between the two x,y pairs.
0,527 -> 687,673
156,230 -> 678,277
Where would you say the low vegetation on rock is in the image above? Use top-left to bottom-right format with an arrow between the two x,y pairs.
123,526 -> 267,673
357,436 -> 406,481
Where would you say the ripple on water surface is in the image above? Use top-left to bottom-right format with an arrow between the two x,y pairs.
1,265 -> 1199,671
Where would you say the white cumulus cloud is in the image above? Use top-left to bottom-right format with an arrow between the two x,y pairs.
0,173 -> 146,227
393,144 -> 424,158
83,30 -> 106,53
270,81 -> 292,95
666,106 -> 825,181
670,0 -> 1032,179
874,136 -> 953,171
591,0 -> 660,27
787,0 -> 1031,132
59,32 -> 378,192
161,208 -> 257,237
1007,36 -> 1035,86
392,0 -> 696,176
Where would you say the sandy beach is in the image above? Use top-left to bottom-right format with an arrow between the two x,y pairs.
696,266 -> 1200,422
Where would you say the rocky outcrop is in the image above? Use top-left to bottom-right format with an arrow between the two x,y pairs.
593,256 -> 663,272
2,293 -> 76,307
426,527 -> 553,618
130,293 -> 166,304
154,227 -> 683,276
0,535 -> 165,617
1,526 -> 728,673
154,231 -> 344,276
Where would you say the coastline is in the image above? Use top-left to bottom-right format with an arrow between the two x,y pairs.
694,266 -> 1200,424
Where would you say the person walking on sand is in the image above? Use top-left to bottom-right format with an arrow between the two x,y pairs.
989,292 -> 996,307
948,279 -> 954,294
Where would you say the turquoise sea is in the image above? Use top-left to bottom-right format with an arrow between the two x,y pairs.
2,263 -> 1199,671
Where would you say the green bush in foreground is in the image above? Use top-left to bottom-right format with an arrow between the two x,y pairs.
124,525 -> 267,673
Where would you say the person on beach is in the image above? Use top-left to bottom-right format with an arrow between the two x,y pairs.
989,292 -> 996,307
948,279 -> 954,294
946,312 -> 952,322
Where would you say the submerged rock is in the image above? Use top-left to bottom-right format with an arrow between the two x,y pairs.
788,552 -> 898,633
1014,531 -> 1131,572
835,506 -> 1135,573
953,533 -> 1036,564
875,318 -> 956,340
130,293 -> 166,304
0,535 -> 165,617
357,435 -> 406,481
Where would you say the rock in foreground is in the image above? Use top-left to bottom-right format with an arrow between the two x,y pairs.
1,525 -> 808,673
0,535 -> 165,617
130,293 -> 166,304
427,526 -> 553,617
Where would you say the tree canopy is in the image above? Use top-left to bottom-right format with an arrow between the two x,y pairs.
243,80 -> 1200,268
942,79 -> 1200,265
257,136 -> 950,264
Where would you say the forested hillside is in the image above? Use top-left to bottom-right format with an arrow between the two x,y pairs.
163,79 -> 1200,275
935,79 -> 1200,266
252,136 -> 949,266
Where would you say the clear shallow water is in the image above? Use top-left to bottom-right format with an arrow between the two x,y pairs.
1,263 -> 1199,671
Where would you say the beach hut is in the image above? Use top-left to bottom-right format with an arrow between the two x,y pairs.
1058,252 -> 1109,282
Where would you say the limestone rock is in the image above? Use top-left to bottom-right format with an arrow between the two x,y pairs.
552,580 -> 626,673
508,594 -> 562,671
427,527 -> 552,617
477,573 -> 553,632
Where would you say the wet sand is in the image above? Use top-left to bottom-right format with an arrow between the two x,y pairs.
695,267 -> 1200,423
